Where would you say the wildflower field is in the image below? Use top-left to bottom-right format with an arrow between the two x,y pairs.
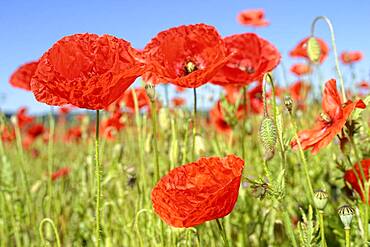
1,3 -> 370,247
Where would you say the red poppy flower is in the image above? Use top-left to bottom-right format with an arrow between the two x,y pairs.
209,101 -> 233,133
291,79 -> 366,154
59,106 -> 72,115
143,24 -> 228,88
357,81 -> 369,90
16,107 -> 34,129
151,154 -> 244,228
64,126 -> 83,143
290,37 -> 329,64
27,123 -> 45,139
101,111 -> 125,140
340,51 -> 363,65
1,127 -> 15,143
171,97 -> 186,107
344,159 -> 370,202
121,87 -> 150,111
289,81 -> 311,109
212,33 -> 280,86
290,63 -> 311,77
51,167 -> 71,181
9,61 -> 39,91
237,9 -> 269,27
31,33 -> 145,110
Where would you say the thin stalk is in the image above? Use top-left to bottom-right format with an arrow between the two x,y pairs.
318,211 -> 327,247
192,88 -> 197,161
288,112 -> 315,202
311,16 -> 346,102
95,110 -> 101,246
47,108 -> 55,216
216,218 -> 230,247
241,86 -> 247,160
345,228 -> 350,247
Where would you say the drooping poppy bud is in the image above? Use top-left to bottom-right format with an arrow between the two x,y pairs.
259,117 -> 277,161
307,37 -> 321,63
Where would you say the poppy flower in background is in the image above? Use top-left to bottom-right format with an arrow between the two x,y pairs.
212,33 -> 280,86
209,101 -> 233,133
151,154 -> 244,228
289,80 -> 311,106
290,63 -> 311,77
59,106 -> 72,115
290,37 -> 329,64
31,33 -> 145,110
357,81 -> 369,90
1,127 -> 16,143
237,9 -> 269,27
144,24 -> 229,88
291,79 -> 366,154
16,107 -> 34,129
175,86 -> 186,93
171,97 -> 186,107
344,159 -> 370,202
51,167 -> 71,181
121,87 -> 150,111
27,123 -> 45,139
9,61 -> 39,91
340,51 -> 363,65
64,126 -> 83,143
101,111 -> 125,140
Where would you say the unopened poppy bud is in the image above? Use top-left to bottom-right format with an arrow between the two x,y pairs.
10,116 -> 17,126
307,37 -> 321,63
145,83 -> 156,102
338,205 -> 355,229
284,96 -> 293,113
259,117 -> 277,161
314,190 -> 328,210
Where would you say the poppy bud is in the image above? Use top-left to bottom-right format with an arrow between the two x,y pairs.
10,116 -> 17,126
145,83 -> 156,102
338,205 -> 355,229
313,190 -> 328,210
259,117 -> 277,161
307,37 -> 321,63
284,96 -> 293,113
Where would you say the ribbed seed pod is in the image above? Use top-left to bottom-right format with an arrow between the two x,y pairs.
284,96 -> 293,113
145,83 -> 156,102
307,37 -> 321,63
314,190 -> 328,210
259,117 -> 277,161
338,205 -> 355,229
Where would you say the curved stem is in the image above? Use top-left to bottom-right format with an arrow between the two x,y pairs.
95,110 -> 101,246
192,88 -> 197,161
39,218 -> 61,247
311,16 -> 346,102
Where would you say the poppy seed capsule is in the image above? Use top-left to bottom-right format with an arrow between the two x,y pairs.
284,96 -> 293,113
307,37 -> 321,63
338,205 -> 355,229
145,83 -> 156,102
259,117 -> 277,161
313,190 -> 328,210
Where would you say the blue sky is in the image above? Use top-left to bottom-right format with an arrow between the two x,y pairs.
1,0 -> 369,113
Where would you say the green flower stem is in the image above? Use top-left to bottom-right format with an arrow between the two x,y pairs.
310,16 -> 346,102
288,112 -> 314,203
132,88 -> 147,199
47,108 -> 55,216
345,228 -> 351,247
192,88 -> 197,161
318,210 -> 327,247
216,218 -> 230,247
95,110 -> 102,246
241,86 -> 247,160
39,218 -> 61,247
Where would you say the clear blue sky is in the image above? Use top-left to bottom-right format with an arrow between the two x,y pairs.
1,0 -> 369,114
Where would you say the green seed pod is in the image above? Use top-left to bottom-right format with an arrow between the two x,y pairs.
284,96 -> 293,113
145,83 -> 156,102
313,190 -> 328,210
259,117 -> 277,161
338,205 -> 355,229
307,37 -> 321,63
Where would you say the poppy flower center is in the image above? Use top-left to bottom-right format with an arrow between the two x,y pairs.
241,65 -> 255,74
320,112 -> 332,123
184,61 -> 198,75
